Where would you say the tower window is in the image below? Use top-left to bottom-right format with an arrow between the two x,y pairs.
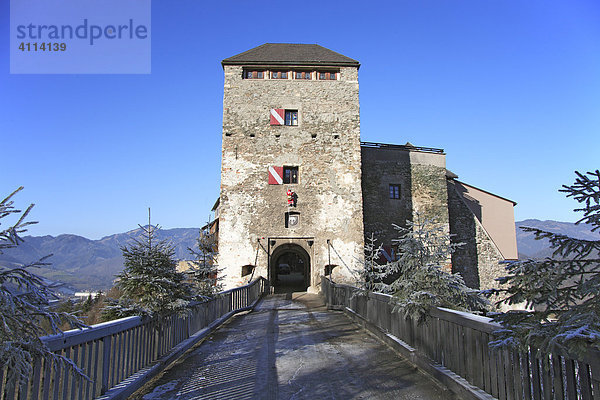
389,184 -> 400,199
271,71 -> 288,79
318,71 -> 337,80
295,71 -> 312,80
244,70 -> 264,79
270,109 -> 298,126
283,166 -> 298,184
285,110 -> 298,126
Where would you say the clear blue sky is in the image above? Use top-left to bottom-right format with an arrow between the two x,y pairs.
1,0 -> 599,239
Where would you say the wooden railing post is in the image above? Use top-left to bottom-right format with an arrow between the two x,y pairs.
100,336 -> 111,395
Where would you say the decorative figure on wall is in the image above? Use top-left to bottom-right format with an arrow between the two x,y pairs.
287,189 -> 297,207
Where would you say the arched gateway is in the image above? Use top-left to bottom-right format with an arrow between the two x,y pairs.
269,243 -> 310,292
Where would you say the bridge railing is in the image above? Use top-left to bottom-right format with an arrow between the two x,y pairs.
1,277 -> 270,400
323,277 -> 600,400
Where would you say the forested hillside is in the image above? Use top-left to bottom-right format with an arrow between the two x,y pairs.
516,219 -> 599,259
0,227 -> 199,291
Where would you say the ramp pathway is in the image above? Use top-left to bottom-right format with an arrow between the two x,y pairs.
131,293 -> 452,400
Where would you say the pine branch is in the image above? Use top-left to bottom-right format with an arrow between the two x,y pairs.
491,170 -> 600,357
560,169 -> 600,230
1,188 -> 89,389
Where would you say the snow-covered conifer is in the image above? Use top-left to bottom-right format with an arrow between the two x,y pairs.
187,227 -> 223,300
360,212 -> 488,324
0,188 -> 87,389
107,219 -> 192,318
488,170 -> 600,356
356,233 -> 389,293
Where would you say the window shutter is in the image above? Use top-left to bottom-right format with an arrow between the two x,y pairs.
270,109 -> 284,126
268,166 -> 283,185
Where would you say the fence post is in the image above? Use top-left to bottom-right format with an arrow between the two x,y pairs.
101,336 -> 112,394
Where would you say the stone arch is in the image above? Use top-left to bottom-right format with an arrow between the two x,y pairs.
269,243 -> 311,292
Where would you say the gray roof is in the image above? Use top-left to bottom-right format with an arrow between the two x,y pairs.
222,43 -> 360,68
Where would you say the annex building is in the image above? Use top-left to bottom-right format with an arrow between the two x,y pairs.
212,43 -> 517,293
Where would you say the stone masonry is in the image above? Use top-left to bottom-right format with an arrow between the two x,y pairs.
361,144 -> 450,244
219,50 -> 364,291
447,180 -> 507,290
216,44 -> 516,292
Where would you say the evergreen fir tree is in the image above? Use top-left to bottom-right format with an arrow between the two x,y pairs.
488,170 -> 600,356
107,217 -> 192,318
361,212 -> 488,324
81,294 -> 93,313
357,233 -> 388,293
0,187 -> 87,389
187,226 -> 222,300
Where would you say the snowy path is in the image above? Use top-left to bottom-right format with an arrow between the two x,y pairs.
130,293 -> 453,400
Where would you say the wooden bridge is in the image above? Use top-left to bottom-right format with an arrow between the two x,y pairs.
2,278 -> 599,399
128,292 -> 450,399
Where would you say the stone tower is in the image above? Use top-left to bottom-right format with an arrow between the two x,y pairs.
218,43 -> 364,291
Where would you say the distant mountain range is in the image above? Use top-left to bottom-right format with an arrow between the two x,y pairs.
0,227 -> 200,291
1,220 -> 598,292
516,219 -> 600,259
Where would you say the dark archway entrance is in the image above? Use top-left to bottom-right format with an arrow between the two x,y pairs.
270,244 -> 310,293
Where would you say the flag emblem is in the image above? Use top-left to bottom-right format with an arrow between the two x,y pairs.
268,166 -> 283,184
270,109 -> 284,125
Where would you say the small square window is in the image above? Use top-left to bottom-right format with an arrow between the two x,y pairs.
244,70 -> 264,79
283,166 -> 298,184
295,71 -> 311,80
270,109 -> 298,126
318,71 -> 337,80
271,71 -> 288,79
389,184 -> 400,199
285,110 -> 298,126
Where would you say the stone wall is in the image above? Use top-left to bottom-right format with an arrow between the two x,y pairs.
447,180 -> 506,290
361,146 -> 449,248
447,180 -> 480,288
361,147 -> 413,243
219,65 -> 364,290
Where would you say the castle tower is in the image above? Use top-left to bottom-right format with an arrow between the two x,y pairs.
218,43 -> 364,291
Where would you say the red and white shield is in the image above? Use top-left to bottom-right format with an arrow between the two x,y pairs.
270,109 -> 284,125
268,166 -> 283,184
